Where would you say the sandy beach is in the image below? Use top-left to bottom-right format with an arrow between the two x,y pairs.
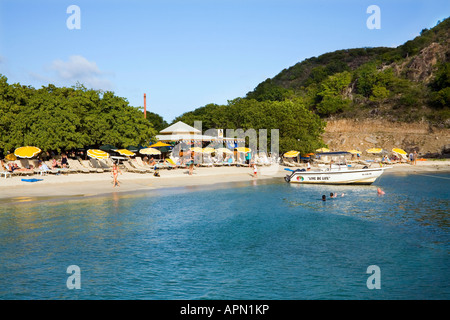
1,160 -> 449,203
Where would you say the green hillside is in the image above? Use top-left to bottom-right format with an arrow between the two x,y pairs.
174,17 -> 449,153
245,17 -> 450,123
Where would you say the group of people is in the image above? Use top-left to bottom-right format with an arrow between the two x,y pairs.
321,192 -> 345,201
321,188 -> 386,201
409,150 -> 418,165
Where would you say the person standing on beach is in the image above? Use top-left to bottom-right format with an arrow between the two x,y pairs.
112,162 -> 122,187
413,150 -> 418,165
252,164 -> 258,178
188,153 -> 194,175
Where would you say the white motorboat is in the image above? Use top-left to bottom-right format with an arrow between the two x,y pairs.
284,152 -> 390,185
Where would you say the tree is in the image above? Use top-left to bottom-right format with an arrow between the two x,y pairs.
0,75 -> 157,154
315,71 -> 352,116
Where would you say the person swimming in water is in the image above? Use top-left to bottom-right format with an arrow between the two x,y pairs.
377,188 -> 385,195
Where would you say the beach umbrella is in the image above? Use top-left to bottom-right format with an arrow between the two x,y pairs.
347,150 -> 362,155
150,141 -> 171,148
139,147 -> 161,155
87,149 -> 109,159
215,148 -> 233,154
126,145 -> 140,153
301,153 -> 315,158
149,141 -> 172,153
190,147 -> 203,153
392,148 -> 407,155
202,147 -> 215,154
284,150 -> 300,157
114,149 -> 135,157
4,153 -> 17,161
99,144 -> 117,152
316,147 -> 330,153
235,147 -> 251,153
366,148 -> 383,154
14,146 -> 41,158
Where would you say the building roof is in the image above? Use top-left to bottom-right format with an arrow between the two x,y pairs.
159,121 -> 201,134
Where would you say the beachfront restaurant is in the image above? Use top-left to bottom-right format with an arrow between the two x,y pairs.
155,121 -> 246,164
156,121 -> 244,148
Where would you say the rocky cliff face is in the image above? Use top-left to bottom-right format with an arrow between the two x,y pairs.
322,119 -> 450,157
395,41 -> 449,82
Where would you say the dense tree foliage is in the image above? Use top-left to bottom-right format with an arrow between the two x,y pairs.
145,111 -> 168,132
173,98 -> 326,154
0,76 -> 157,154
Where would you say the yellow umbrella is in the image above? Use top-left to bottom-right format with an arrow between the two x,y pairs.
190,147 -> 203,153
150,141 -> 171,148
5,153 -> 17,161
114,149 -> 135,157
14,146 -> 41,158
284,150 -> 300,157
216,148 -> 233,154
139,147 -> 161,155
366,148 -> 383,154
235,147 -> 251,153
392,148 -> 407,155
316,147 -> 330,153
87,149 -> 109,159
202,147 -> 216,154
347,149 -> 362,155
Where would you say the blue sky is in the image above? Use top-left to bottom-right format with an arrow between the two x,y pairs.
0,0 -> 449,122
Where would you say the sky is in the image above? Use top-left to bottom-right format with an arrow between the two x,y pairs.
0,0 -> 449,122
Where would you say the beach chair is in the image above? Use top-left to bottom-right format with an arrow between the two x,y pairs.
88,159 -> 105,173
0,168 -> 12,179
133,157 -> 153,172
28,159 -> 51,175
200,156 -> 214,167
97,159 -> 112,171
166,158 -> 177,168
123,160 -> 146,173
11,160 -> 35,176
43,161 -> 64,174
78,159 -> 100,173
67,159 -> 89,173
282,159 -> 295,167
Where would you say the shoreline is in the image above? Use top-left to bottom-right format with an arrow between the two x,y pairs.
1,161 -> 449,204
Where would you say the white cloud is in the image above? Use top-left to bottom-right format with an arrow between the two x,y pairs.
49,55 -> 113,90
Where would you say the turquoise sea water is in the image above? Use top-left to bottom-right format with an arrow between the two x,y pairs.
0,172 -> 448,300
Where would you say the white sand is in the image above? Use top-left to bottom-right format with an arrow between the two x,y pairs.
0,165 -> 285,201
1,161 -> 448,202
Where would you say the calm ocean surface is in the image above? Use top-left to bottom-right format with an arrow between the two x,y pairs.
0,172 -> 448,300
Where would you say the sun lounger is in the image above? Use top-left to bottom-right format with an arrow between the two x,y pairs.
10,160 -> 35,176
89,159 -> 107,172
123,161 -> 146,173
283,160 -> 295,167
67,159 -> 90,173
97,159 -> 112,171
1,170 -> 12,178
131,158 -> 153,172
43,161 -> 65,174
77,159 -> 100,173
165,158 -> 177,169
